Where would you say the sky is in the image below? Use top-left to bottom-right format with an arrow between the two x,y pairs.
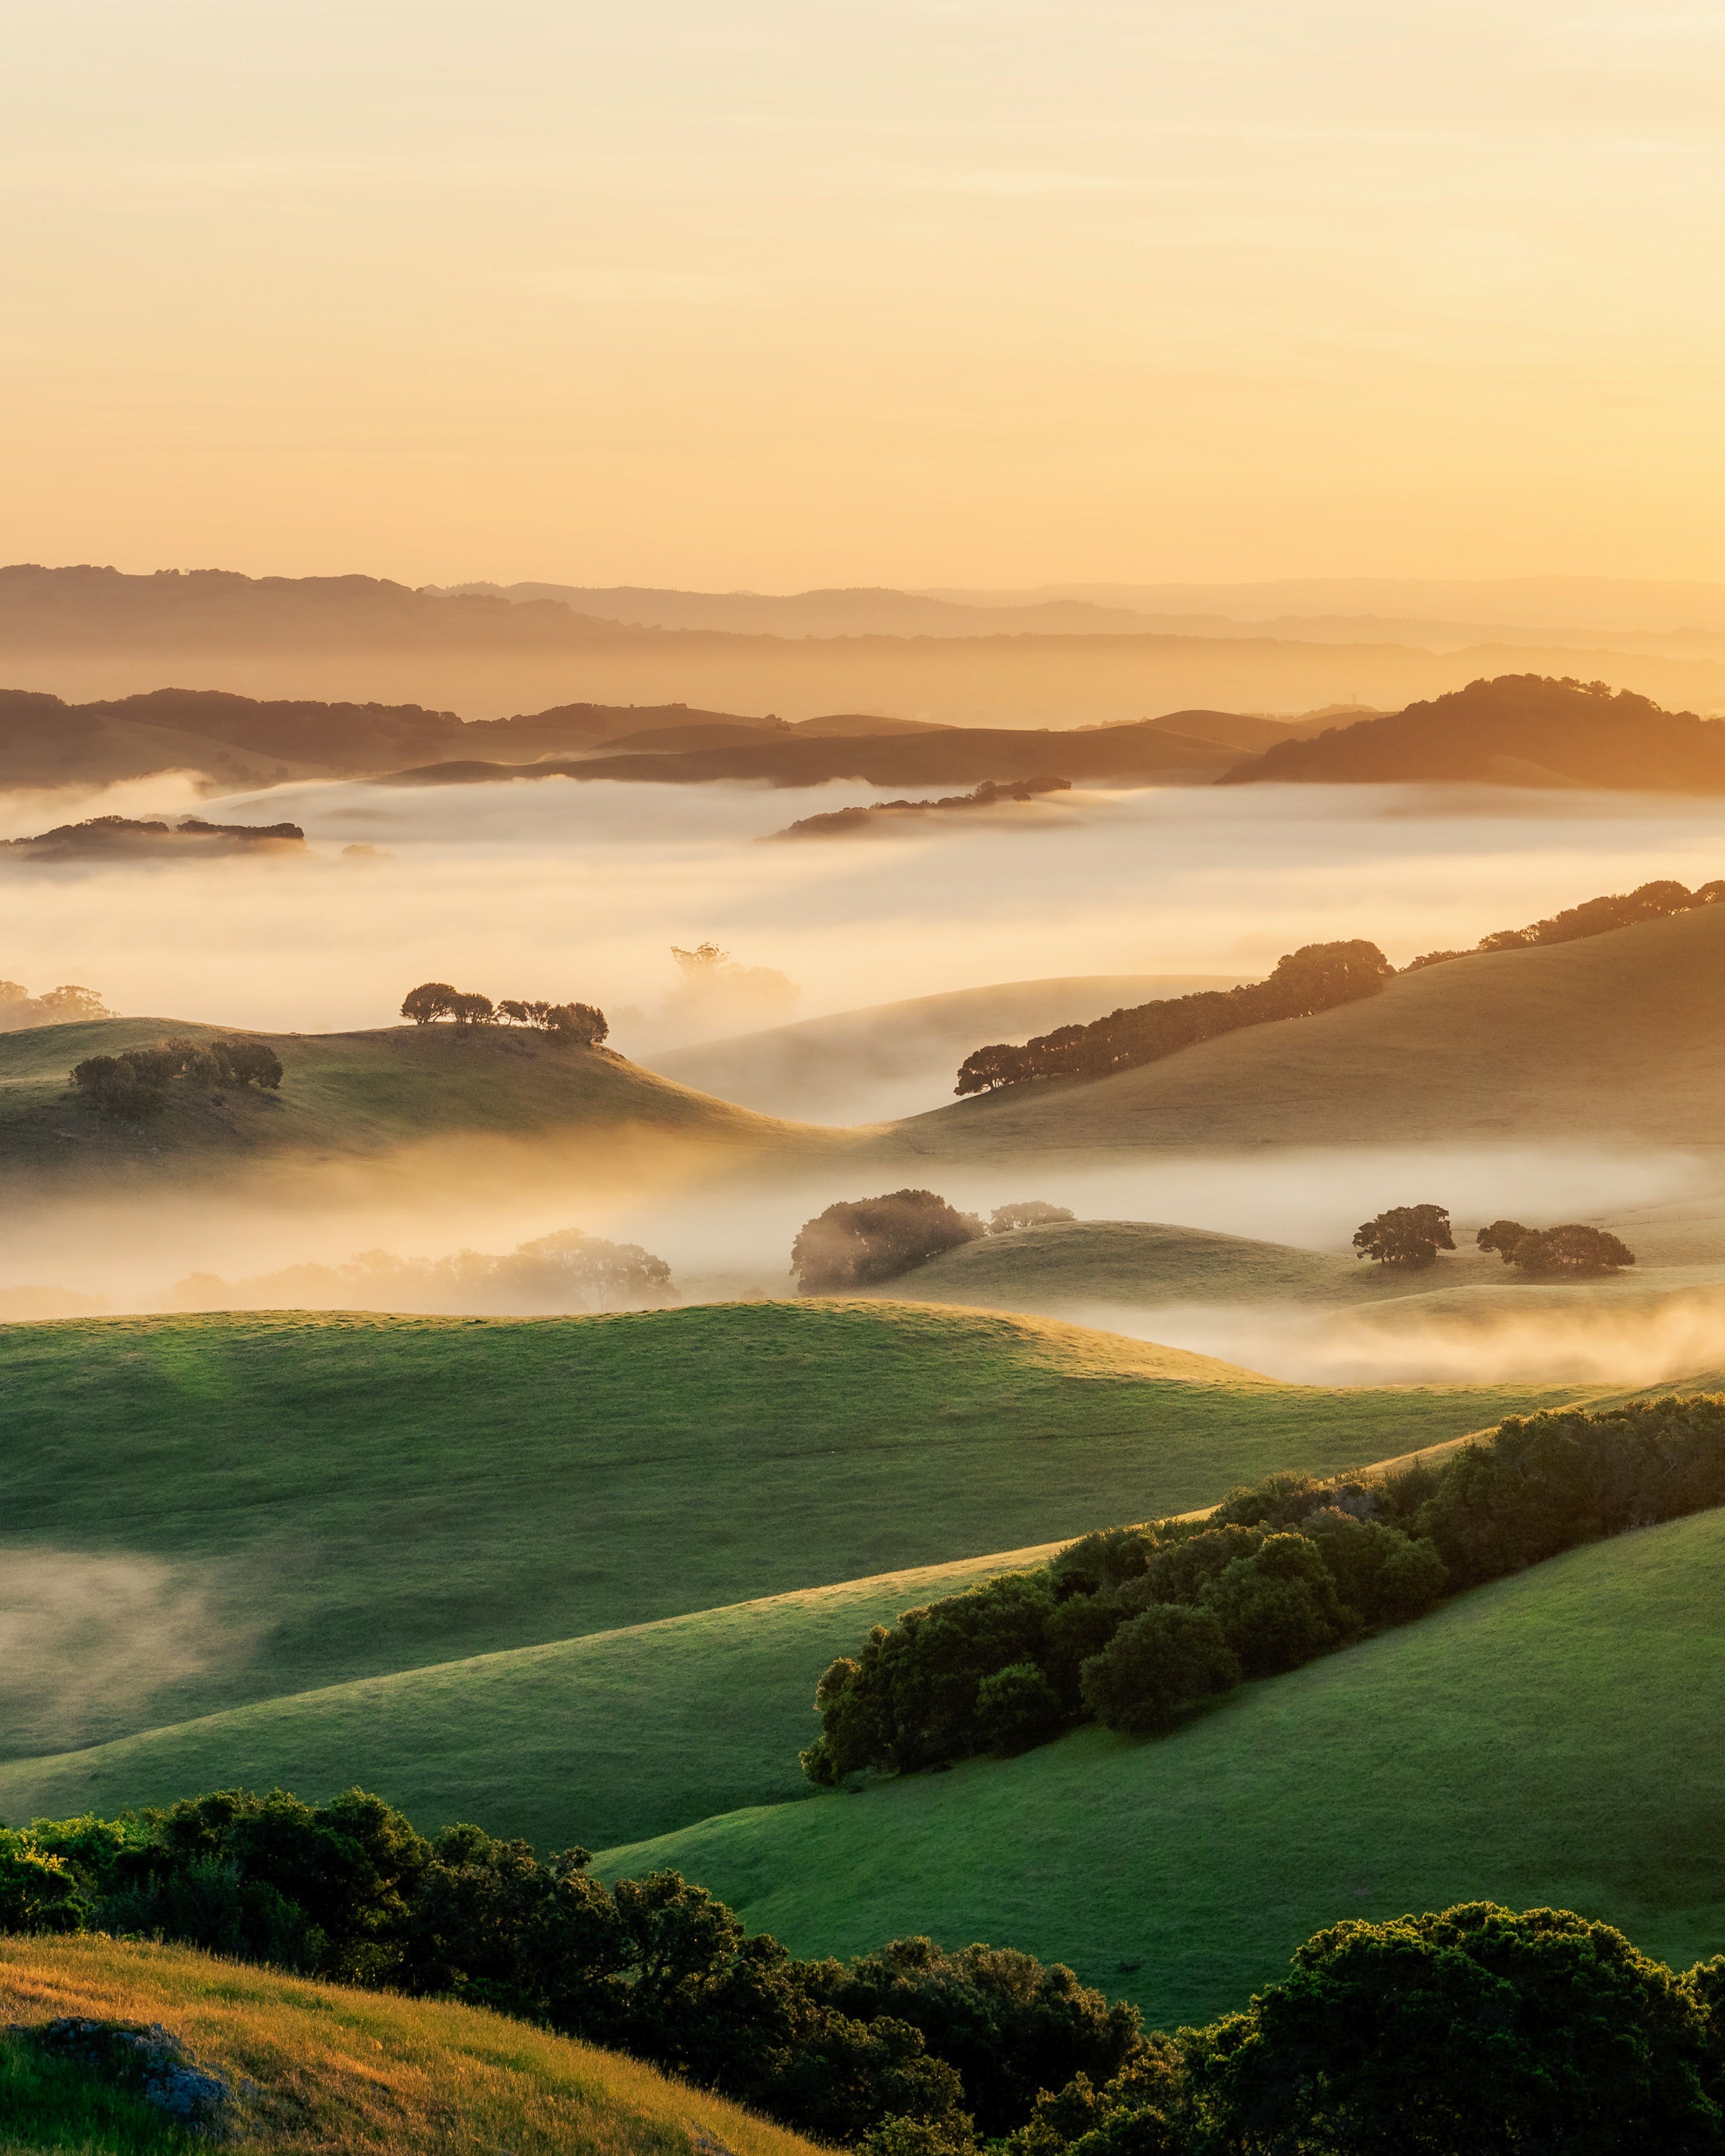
6,1 -> 1725,588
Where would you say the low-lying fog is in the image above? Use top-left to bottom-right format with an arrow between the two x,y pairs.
7,1144 -> 1722,1392
6,771 -> 1724,1388
3,773 -> 1724,1066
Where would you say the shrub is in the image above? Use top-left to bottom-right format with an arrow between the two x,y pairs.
1198,1534 -> 1345,1675
1352,1202 -> 1455,1267
70,1053 -> 165,1118
792,1190 -> 984,1293
1079,1606 -> 1240,1735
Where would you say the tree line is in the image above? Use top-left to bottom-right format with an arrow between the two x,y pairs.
71,1036 -> 284,1119
955,873 -> 1725,1096
801,1394 -> 1723,1785
401,981 -> 609,1043
6,1800 -> 1725,2151
955,941 -> 1392,1094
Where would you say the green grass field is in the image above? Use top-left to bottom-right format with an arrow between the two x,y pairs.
597,1504 -> 1725,2033
0,1300 -> 1576,1834
0,1545 -> 1060,1852
873,904 -> 1725,1160
0,1934 -> 818,2156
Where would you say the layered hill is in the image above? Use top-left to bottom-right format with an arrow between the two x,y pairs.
878,903 -> 1725,1159
12,567 -> 1725,724
1224,674 -> 1725,791
0,1018 -> 832,1186
0,1934 -> 814,2156
598,1502 -> 1725,2033
0,1301 -> 1567,1833
652,975 -> 1241,1124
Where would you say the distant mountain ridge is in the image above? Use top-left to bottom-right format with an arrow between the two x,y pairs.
10,564 -> 1725,722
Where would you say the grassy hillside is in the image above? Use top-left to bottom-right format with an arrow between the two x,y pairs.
0,1934 -> 816,2156
650,974 -> 1240,1125
0,1301 -> 1564,1763
0,1545 -> 1065,1853
599,1506 -> 1725,2034
877,904 -> 1725,1157
0,1018 -> 835,1184
882,1218 -> 1452,1311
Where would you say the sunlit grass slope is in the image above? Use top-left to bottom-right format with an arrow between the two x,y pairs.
0,1934 -> 817,2156
0,1017 -> 837,1180
598,1507 -> 1725,2035
880,904 -> 1725,1157
0,1301 -> 1567,1765
0,1546 -> 1062,1853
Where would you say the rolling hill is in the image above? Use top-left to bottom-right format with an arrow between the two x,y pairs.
1222,673 -> 1725,791
0,1301 -> 1571,1826
876,902 -> 1725,1158
651,975 -> 1241,1124
597,1502 -> 1725,2035
0,1934 -> 816,2156
0,1018 -> 836,1187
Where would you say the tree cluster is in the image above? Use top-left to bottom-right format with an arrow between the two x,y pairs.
955,941 -> 1392,1095
9,1804 -> 1725,2153
802,1394 -> 1725,1784
790,1194 -> 1078,1293
0,1792 -> 1137,2151
792,1190 -> 984,1293
71,1036 -> 283,1118
1352,1202 -> 1455,1268
1406,875 -> 1725,972
400,982 -> 609,1043
1477,1218 -> 1637,1277
170,1228 -> 677,1318
0,980 -> 110,1029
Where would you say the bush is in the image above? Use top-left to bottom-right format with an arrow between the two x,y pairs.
1509,1223 -> 1636,1276
792,1190 -> 983,1293
1352,1202 -> 1455,1267
69,1054 -> 165,1118
1079,1606 -> 1240,1735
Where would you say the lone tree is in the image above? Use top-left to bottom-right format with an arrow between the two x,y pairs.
1353,1203 -> 1455,1268
791,1189 -> 983,1293
1478,1218 -> 1636,1275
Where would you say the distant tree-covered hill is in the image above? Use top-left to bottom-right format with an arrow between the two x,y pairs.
1221,673 -> 1725,790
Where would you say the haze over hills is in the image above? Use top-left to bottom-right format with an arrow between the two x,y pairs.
10,564 -> 1725,721
875,905 -> 1725,1161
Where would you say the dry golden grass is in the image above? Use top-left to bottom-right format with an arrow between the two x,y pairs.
0,1935 -> 822,2156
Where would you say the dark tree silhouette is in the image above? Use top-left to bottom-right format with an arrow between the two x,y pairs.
1353,1203 -> 1455,1268
1477,1218 -> 1531,1262
1507,1224 -> 1636,1277
401,981 -> 458,1025
791,1190 -> 983,1293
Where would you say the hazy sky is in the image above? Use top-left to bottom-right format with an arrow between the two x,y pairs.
6,1 -> 1725,587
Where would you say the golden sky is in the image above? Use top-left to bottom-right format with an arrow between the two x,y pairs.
6,0 -> 1725,589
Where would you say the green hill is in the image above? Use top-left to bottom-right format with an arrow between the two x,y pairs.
881,1218 -> 1438,1311
0,1933 -> 816,2156
597,1505 -> 1725,2034
0,1018 -> 837,1186
0,1546 -> 1062,1854
875,903 -> 1725,1157
0,1301 -> 1571,1827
